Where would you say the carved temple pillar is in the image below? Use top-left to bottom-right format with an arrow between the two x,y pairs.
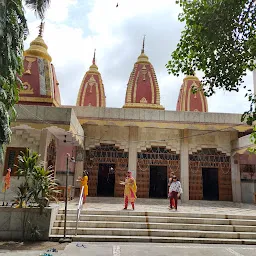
231,154 -> 242,202
128,126 -> 138,178
180,129 -> 189,202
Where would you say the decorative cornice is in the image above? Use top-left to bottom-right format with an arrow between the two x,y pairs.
183,75 -> 199,81
136,53 -> 149,63
19,96 -> 59,107
123,102 -> 164,110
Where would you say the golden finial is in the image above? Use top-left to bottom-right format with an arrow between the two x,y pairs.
24,21 -> 52,62
38,21 -> 45,37
92,49 -> 96,65
141,35 -> 146,54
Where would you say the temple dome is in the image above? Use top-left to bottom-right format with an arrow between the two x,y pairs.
19,23 -> 61,107
123,37 -> 164,110
76,50 -> 106,107
176,75 -> 208,112
24,35 -> 52,62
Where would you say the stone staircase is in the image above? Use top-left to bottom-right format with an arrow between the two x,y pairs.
50,209 -> 256,244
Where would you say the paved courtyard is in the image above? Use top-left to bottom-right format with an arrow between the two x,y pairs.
1,242 -> 256,256
59,197 -> 256,216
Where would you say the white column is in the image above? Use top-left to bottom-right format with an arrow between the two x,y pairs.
231,154 -> 242,202
38,128 -> 51,169
74,161 -> 84,188
180,129 -> 189,202
128,126 -> 138,178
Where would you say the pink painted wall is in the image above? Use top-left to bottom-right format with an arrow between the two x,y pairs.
239,154 -> 256,165
56,145 -> 76,173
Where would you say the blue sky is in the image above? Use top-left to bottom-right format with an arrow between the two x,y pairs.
24,0 -> 253,113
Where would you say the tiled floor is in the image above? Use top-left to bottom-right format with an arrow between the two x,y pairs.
57,197 -> 256,216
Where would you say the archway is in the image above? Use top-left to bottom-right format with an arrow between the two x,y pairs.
137,147 -> 180,198
46,139 -> 56,175
189,148 -> 231,201
84,144 -> 128,196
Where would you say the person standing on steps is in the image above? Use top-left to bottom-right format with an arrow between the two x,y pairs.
168,172 -> 175,208
120,171 -> 137,210
168,175 -> 182,211
77,170 -> 89,204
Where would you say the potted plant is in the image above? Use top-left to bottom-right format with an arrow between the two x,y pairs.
16,148 -> 59,211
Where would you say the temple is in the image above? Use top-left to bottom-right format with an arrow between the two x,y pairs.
176,75 -> 208,112
76,50 -> 106,107
1,28 -> 255,204
123,37 -> 164,110
19,23 -> 61,107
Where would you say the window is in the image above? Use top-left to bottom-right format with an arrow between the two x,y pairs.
3,147 -> 26,176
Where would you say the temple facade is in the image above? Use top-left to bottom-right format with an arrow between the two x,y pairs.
0,27 -> 255,204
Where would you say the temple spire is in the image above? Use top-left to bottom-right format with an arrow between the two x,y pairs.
38,22 -> 45,37
92,49 -> 96,65
141,35 -> 145,54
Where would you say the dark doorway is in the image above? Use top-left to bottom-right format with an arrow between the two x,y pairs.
202,168 -> 219,200
97,163 -> 115,196
149,166 -> 167,198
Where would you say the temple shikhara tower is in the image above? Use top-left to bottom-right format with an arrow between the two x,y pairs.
123,37 -> 164,110
176,75 -> 208,112
19,23 -> 61,107
76,50 -> 106,107
1,24 -> 254,211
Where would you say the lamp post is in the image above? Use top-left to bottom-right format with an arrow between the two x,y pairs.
59,153 -> 73,243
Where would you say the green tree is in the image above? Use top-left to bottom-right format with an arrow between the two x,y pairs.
0,0 -> 50,163
166,0 -> 256,124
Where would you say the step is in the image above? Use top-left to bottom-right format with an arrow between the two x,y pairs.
49,234 -> 256,245
58,209 -> 256,220
55,214 -> 256,226
51,227 -> 256,239
53,220 -> 256,232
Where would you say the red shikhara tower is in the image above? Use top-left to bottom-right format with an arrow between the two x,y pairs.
76,50 -> 106,107
19,23 -> 61,107
176,75 -> 208,112
123,37 -> 164,110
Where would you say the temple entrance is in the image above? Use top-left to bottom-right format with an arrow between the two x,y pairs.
97,163 -> 115,196
46,139 -> 56,176
202,168 -> 219,200
149,166 -> 167,198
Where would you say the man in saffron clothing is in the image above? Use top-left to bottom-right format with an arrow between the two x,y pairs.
120,171 -> 137,210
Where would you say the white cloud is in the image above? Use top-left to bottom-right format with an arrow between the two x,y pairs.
24,0 -> 254,112
46,0 -> 77,22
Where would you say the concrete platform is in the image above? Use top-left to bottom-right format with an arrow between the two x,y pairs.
57,197 -> 256,215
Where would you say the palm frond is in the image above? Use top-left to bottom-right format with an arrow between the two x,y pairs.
25,0 -> 50,20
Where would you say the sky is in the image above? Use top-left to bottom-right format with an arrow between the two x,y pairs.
24,0 -> 254,114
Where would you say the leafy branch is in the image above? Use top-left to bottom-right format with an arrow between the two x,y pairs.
0,0 -> 50,163
167,0 -> 256,125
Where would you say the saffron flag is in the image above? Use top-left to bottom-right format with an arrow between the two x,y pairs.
2,168 -> 11,193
